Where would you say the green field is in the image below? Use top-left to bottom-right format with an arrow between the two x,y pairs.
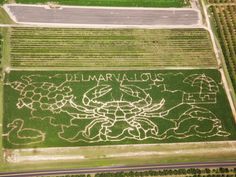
10,27 -> 217,68
14,0 -> 189,7
3,69 -> 236,149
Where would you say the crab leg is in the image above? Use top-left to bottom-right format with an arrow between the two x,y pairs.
135,117 -> 158,134
143,99 -> 165,114
120,85 -> 152,106
83,117 -> 107,138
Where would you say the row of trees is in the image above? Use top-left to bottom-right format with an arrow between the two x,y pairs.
208,0 -> 236,3
210,5 -> 236,91
187,175 -> 236,177
59,167 -> 236,177
0,34 -> 2,64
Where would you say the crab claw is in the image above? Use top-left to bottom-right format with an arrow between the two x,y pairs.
83,85 -> 112,107
7,122 -> 15,128
120,85 -> 152,105
216,130 -> 230,137
151,126 -> 159,135
120,85 -> 143,98
145,98 -> 165,112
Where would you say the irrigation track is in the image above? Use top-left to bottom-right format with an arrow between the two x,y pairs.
0,162 -> 236,177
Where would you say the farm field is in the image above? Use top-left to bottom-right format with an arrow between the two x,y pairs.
14,0 -> 189,7
3,69 -> 236,149
209,3 -> 236,92
9,27 -> 217,68
0,0 -> 236,174
5,5 -> 199,26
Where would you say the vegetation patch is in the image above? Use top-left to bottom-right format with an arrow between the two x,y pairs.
0,0 -> 5,5
14,0 -> 189,7
0,7 -> 15,24
10,27 -> 217,68
3,69 -> 236,148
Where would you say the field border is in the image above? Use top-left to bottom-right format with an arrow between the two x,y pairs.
1,141 -> 236,172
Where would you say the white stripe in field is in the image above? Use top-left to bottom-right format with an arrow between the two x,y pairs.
6,155 -> 85,163
106,148 -> 236,158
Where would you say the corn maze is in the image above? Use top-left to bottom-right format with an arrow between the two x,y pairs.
3,69 -> 236,148
209,3 -> 236,92
9,28 -> 217,68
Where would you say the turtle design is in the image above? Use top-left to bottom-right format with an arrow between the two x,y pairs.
6,75 -> 73,114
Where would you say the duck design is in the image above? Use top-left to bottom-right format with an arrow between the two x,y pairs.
7,119 -> 45,145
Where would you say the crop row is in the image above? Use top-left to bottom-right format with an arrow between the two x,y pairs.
0,34 -> 2,64
210,5 -> 236,92
10,27 -> 217,68
208,0 -> 236,3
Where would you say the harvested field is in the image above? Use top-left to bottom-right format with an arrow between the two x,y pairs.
5,5 -> 199,26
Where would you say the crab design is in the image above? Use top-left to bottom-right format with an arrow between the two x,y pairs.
67,84 -> 165,141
